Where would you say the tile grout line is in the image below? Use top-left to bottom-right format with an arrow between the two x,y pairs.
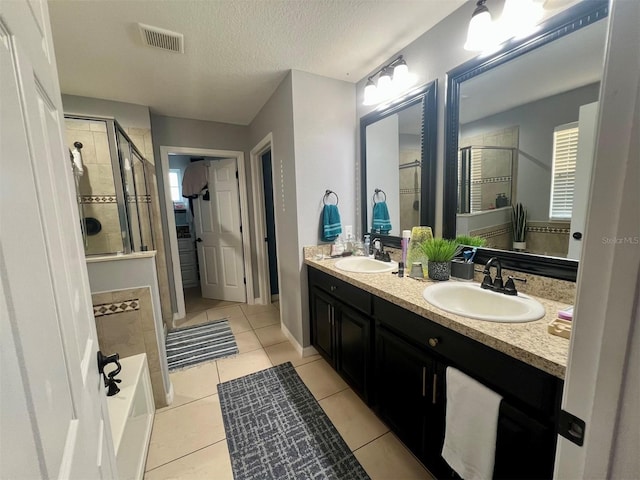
351,430 -> 391,454
155,392 -> 219,415
144,437 -> 230,473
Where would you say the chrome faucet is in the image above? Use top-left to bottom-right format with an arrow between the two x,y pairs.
481,257 -> 519,295
371,237 -> 391,262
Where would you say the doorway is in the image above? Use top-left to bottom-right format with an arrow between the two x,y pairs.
261,150 -> 279,299
250,134 -> 281,305
159,142 -> 254,327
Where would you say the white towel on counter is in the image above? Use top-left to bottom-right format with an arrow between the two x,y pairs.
442,367 -> 502,480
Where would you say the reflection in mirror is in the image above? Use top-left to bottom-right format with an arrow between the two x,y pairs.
361,81 -> 437,246
445,1 -> 608,268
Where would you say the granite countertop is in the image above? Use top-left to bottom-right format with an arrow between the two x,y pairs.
304,255 -> 571,379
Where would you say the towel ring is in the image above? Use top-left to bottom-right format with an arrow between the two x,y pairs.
373,188 -> 386,204
323,189 -> 339,206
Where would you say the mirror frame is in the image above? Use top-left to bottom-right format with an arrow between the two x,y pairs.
360,80 -> 438,248
443,0 -> 608,281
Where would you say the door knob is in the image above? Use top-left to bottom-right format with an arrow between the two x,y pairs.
196,237 -> 203,243
572,232 -> 582,240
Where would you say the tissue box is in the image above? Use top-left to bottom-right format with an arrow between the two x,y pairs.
451,259 -> 474,280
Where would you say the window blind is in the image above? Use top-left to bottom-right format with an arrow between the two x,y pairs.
549,122 -> 579,220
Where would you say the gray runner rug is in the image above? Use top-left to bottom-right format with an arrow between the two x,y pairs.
217,362 -> 371,480
165,319 -> 238,371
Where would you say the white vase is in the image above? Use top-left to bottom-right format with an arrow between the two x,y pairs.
513,241 -> 526,252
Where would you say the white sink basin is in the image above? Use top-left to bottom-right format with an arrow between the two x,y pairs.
335,257 -> 397,274
422,282 -> 545,323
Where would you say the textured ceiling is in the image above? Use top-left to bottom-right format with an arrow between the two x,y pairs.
48,0 -> 465,125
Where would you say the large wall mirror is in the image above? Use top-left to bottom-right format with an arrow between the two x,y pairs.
444,1 -> 608,280
361,81 -> 437,247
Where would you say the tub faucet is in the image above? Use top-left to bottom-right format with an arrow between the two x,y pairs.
481,257 -> 504,292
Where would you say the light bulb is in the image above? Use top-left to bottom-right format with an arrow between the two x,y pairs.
500,0 -> 543,40
464,1 -> 497,52
393,61 -> 409,84
363,79 -> 378,105
377,69 -> 393,100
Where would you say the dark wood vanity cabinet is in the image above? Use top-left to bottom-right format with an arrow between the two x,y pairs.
307,266 -> 562,479
309,268 -> 372,401
374,296 -> 562,479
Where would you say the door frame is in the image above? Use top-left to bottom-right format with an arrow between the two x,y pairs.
250,133 -> 279,305
160,146 -> 253,321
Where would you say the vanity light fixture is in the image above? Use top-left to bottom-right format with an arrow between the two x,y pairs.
363,55 -> 414,106
464,0 -> 497,52
499,0 -> 544,40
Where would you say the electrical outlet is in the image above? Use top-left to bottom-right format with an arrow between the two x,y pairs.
344,225 -> 353,237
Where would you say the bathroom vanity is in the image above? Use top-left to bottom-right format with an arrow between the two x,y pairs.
306,256 -> 570,479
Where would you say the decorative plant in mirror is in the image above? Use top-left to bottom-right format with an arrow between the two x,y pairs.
454,235 -> 487,248
512,203 -> 528,251
420,238 -> 459,281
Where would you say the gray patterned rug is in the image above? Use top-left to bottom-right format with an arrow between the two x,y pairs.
165,319 -> 238,371
217,362 -> 371,480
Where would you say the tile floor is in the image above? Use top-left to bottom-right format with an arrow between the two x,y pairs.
144,289 -> 433,479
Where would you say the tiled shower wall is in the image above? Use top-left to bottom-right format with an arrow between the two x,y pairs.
65,119 -> 124,254
92,287 -> 167,408
461,126 -> 519,211
399,149 -> 421,232
65,120 -> 173,332
470,221 -> 570,257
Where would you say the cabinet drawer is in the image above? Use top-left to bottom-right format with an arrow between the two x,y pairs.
308,267 -> 372,315
374,297 -> 561,417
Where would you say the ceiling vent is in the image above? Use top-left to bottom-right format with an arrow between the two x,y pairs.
138,23 -> 184,53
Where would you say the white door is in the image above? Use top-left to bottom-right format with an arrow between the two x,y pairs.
194,159 -> 247,303
0,1 -> 116,478
567,101 -> 598,260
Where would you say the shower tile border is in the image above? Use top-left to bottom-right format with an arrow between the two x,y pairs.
94,299 -> 140,317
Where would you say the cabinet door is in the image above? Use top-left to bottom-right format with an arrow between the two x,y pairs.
310,287 -> 334,364
375,326 -> 432,458
493,402 -> 555,479
336,304 -> 370,400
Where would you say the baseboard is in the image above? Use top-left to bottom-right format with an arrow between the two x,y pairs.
280,322 -> 318,358
165,380 -> 174,407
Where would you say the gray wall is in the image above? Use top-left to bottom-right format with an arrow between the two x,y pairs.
354,0 -> 580,235
248,72 -> 298,340
356,2 -> 477,236
150,114 -> 254,305
291,70 -> 357,346
248,70 -> 356,348
460,83 -> 600,220
62,94 -> 151,129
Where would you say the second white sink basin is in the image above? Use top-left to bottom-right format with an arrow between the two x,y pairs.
422,282 -> 545,323
335,257 -> 397,273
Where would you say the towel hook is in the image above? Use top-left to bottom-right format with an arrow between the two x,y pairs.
373,188 -> 386,204
323,190 -> 339,206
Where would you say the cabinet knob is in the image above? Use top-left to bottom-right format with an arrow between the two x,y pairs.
330,285 -> 337,292
428,337 -> 439,348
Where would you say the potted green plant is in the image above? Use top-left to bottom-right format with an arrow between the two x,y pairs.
420,238 -> 459,281
512,203 -> 527,251
454,235 -> 487,248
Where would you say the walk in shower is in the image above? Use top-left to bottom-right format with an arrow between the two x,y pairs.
457,146 -> 516,214
65,115 -> 154,255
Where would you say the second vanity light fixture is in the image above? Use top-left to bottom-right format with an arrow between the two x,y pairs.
363,55 -> 414,106
464,0 -> 544,52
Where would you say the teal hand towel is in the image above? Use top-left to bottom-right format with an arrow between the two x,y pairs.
322,204 -> 342,241
372,201 -> 392,234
